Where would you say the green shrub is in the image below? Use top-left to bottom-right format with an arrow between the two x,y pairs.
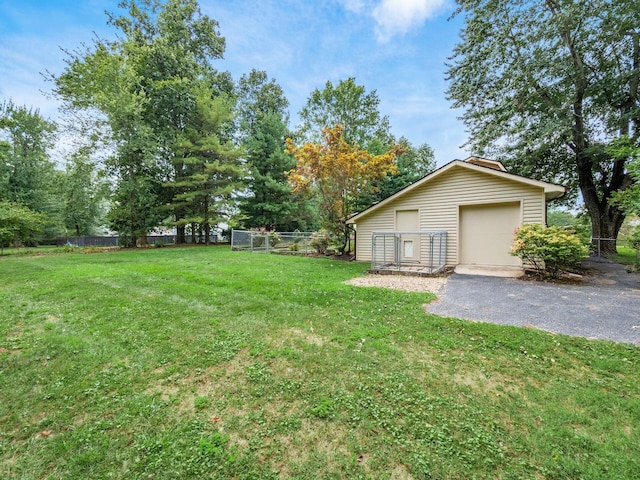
269,232 -> 281,247
310,230 -> 332,254
250,231 -> 280,249
118,235 -> 135,248
629,225 -> 640,252
510,224 -> 590,278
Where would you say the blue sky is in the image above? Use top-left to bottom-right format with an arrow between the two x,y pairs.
0,0 -> 470,165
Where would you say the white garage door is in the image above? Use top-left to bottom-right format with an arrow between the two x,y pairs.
459,202 -> 522,267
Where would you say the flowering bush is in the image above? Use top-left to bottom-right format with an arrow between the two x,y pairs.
510,224 -> 590,278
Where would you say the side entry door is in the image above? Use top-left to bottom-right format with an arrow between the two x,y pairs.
396,209 -> 420,263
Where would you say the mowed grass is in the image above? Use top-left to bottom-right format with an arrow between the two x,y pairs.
614,245 -> 639,266
1,247 -> 639,479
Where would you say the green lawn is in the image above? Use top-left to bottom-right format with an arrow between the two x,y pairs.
614,245 -> 639,266
1,247 -> 639,479
0,245 -> 63,256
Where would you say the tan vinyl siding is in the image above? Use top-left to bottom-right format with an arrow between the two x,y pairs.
354,166 -> 546,264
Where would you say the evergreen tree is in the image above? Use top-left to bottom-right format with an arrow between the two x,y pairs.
167,87 -> 243,244
241,112 -> 299,230
236,70 -> 315,230
375,138 -> 436,203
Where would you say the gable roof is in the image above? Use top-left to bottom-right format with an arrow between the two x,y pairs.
346,157 -> 566,224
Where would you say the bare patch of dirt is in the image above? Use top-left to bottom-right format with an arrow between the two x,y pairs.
0,347 -> 21,355
520,269 -> 590,285
288,327 -> 325,346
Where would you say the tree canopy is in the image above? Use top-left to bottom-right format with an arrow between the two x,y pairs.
0,201 -> 48,250
62,147 -> 105,237
0,102 -> 62,238
447,0 -> 639,253
235,70 -> 315,231
610,138 -> 640,216
54,0 -> 233,245
286,125 -> 401,253
3,0 -> 437,249
298,77 -> 393,149
236,69 -> 290,141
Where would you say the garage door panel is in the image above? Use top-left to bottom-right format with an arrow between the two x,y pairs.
459,202 -> 521,267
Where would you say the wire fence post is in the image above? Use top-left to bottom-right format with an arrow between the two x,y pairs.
591,237 -> 617,258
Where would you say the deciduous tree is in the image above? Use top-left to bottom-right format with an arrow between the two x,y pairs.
54,0 -> 230,246
61,147 -> 105,238
0,201 -> 48,251
108,0 -> 230,243
286,125 -> 401,253
0,102 -> 63,238
610,138 -> 640,216
298,78 -> 392,149
447,0 -> 639,254
236,69 -> 290,142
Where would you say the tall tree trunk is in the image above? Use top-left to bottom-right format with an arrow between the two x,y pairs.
577,152 -> 626,256
204,195 -> 210,245
176,224 -> 186,244
137,232 -> 148,247
587,201 -> 625,256
173,157 -> 187,244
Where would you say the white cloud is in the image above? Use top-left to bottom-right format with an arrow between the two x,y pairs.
372,0 -> 449,41
340,0 -> 368,13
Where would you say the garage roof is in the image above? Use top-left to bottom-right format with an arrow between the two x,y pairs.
347,157 -> 567,224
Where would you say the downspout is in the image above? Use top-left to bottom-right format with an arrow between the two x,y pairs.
353,226 -> 356,259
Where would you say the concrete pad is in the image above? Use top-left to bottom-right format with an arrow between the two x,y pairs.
454,264 -> 524,278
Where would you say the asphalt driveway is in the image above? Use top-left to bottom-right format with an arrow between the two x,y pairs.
427,258 -> 640,346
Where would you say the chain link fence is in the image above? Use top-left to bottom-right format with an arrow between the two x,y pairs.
592,237 -> 639,262
45,235 -> 225,247
231,230 -> 315,254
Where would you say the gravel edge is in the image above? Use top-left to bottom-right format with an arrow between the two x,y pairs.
344,274 -> 448,295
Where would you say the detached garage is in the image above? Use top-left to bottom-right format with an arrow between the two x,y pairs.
346,157 -> 566,275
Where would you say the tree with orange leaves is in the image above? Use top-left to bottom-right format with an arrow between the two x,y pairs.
286,124 -> 402,254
